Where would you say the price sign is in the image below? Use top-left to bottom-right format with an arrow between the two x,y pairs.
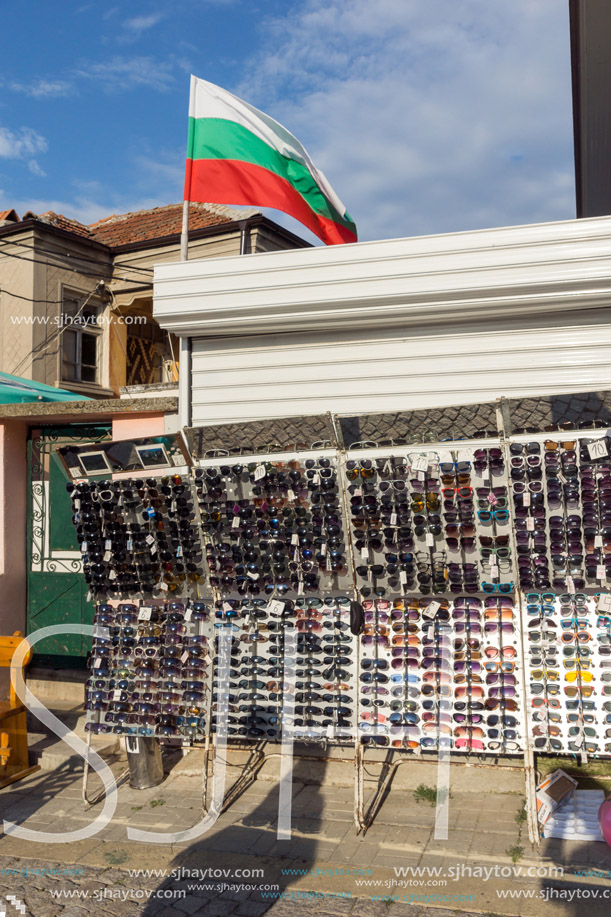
159,581 -> 168,592
232,516 -> 240,529
400,570 -> 408,585
287,489 -> 296,502
184,608 -> 193,622
390,513 -> 398,526
597,565 -> 607,582
146,534 -> 155,546
138,607 -> 152,621
291,534 -> 299,546
361,547 -> 369,560
81,542 -> 88,554
73,498 -> 81,511
595,535 -> 604,549
557,471 -> 567,485
598,594 -> 611,613
487,493 -> 498,506
126,538 -> 133,552
108,570 -> 117,581
313,472 -> 321,485
93,658 -> 102,669
181,651 -> 189,663
425,533 -> 435,547
489,565 -> 499,579
254,464 -> 266,481
112,690 -> 123,702
267,599 -> 285,616
566,576 -> 575,594
247,571 -> 259,580
522,492 -> 531,507
422,600 -> 441,620
320,542 -> 327,556
588,439 -> 609,460
526,518 -> 535,532
411,455 -> 428,474
222,602 -> 234,613
105,539 -> 112,551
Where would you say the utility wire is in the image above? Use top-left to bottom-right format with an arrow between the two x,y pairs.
0,235 -> 154,274
0,245 -> 152,288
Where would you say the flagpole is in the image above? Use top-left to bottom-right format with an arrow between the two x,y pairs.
180,200 -> 189,262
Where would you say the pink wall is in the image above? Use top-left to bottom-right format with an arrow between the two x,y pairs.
0,421 -> 28,636
112,413 -> 165,440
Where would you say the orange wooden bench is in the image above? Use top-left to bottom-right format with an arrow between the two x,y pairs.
0,632 -> 40,788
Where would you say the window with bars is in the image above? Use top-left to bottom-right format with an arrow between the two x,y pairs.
61,292 -> 103,385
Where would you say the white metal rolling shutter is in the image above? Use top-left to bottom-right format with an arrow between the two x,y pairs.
190,309 -> 611,425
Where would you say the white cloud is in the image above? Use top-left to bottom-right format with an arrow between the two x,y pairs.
74,56 -> 176,92
28,160 -> 46,177
124,12 -> 165,32
0,126 -> 47,160
236,0 -> 575,242
8,79 -> 73,99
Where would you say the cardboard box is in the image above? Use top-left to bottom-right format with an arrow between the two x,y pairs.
536,769 -> 579,825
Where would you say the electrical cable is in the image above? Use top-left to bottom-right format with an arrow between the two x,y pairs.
0,245 -> 152,288
0,235 -> 153,275
0,288 -> 64,304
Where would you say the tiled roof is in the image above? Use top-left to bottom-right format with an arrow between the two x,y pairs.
0,209 -> 19,223
87,202 -> 257,247
24,211 -> 93,238
16,202 -> 257,248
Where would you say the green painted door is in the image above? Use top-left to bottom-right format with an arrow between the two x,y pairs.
27,424 -> 111,667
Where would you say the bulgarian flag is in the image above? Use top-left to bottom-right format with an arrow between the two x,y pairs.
184,75 -> 357,246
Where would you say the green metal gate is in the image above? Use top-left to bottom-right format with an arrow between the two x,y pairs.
26,423 -> 111,667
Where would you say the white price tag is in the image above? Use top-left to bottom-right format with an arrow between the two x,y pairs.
222,602 -> 234,613
411,455 -> 428,473
81,542 -> 88,554
526,518 -> 535,532
146,534 -> 155,546
293,548 -> 300,561
93,657 -> 102,669
176,545 -> 183,558
320,543 -> 327,556
254,464 -> 266,481
184,608 -> 193,622
522,492 -> 531,507
108,570 -> 117,581
105,539 -> 112,551
490,565 -> 499,579
557,471 -> 567,485
112,690 -> 123,701
425,533 -> 435,547
482,468 -> 490,482
361,547 -> 369,560
416,471 -> 426,482
598,594 -> 611,613
138,607 -> 152,621
390,513 -> 398,526
588,439 -> 609,460
400,570 -> 408,585
159,581 -> 169,592
181,651 -> 189,663
566,576 -> 575,594
126,538 -> 133,552
313,473 -> 321,485
232,516 -> 240,529
247,571 -> 259,580
287,489 -> 296,501
150,544 -> 157,556
170,501 -> 177,512
291,534 -> 299,546
597,565 -> 607,582
352,487 -> 362,498
422,600 -> 441,620
595,535 -> 604,549
103,551 -> 112,563
426,625 -> 434,640
73,498 -> 81,511
267,599 -> 285,616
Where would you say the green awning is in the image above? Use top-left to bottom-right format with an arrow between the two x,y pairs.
0,372 -> 92,404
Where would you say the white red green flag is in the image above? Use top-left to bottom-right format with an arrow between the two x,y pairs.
184,75 -> 357,246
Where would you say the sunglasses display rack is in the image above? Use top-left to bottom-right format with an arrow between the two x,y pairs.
68,476 -> 209,600
344,449 -> 514,599
525,593 -> 611,756
210,597 -> 358,742
356,597 -> 524,753
85,600 -> 213,739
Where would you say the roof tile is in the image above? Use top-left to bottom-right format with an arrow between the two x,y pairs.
87,202 -> 257,247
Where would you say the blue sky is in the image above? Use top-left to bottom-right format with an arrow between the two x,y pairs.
0,0 -> 574,244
